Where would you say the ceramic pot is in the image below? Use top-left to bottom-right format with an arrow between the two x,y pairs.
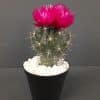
24,69 -> 69,100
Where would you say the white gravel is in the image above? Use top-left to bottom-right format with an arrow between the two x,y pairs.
23,56 -> 69,76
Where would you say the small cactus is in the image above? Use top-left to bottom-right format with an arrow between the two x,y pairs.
30,3 -> 74,67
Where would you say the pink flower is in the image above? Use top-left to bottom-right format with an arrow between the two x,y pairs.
52,3 -> 75,29
32,3 -> 75,29
32,5 -> 54,27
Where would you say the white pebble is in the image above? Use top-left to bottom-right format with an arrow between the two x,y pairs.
23,56 -> 69,76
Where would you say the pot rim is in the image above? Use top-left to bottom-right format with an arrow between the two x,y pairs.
23,67 -> 70,78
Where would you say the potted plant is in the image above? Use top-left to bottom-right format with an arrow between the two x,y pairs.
23,3 -> 75,100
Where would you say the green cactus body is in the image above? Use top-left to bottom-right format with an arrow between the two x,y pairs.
30,27 -> 71,67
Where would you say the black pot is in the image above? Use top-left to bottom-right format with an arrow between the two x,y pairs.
24,69 -> 69,100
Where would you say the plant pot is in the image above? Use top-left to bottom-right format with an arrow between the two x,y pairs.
24,68 -> 69,100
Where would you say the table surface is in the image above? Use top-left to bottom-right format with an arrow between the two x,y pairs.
0,66 -> 100,100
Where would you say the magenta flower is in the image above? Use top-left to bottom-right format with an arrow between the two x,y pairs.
32,5 -> 54,27
32,3 -> 75,29
52,4 -> 75,29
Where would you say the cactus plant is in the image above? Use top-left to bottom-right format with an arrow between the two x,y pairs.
29,3 -> 74,67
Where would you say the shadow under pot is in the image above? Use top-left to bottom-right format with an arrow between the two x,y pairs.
24,69 -> 69,100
